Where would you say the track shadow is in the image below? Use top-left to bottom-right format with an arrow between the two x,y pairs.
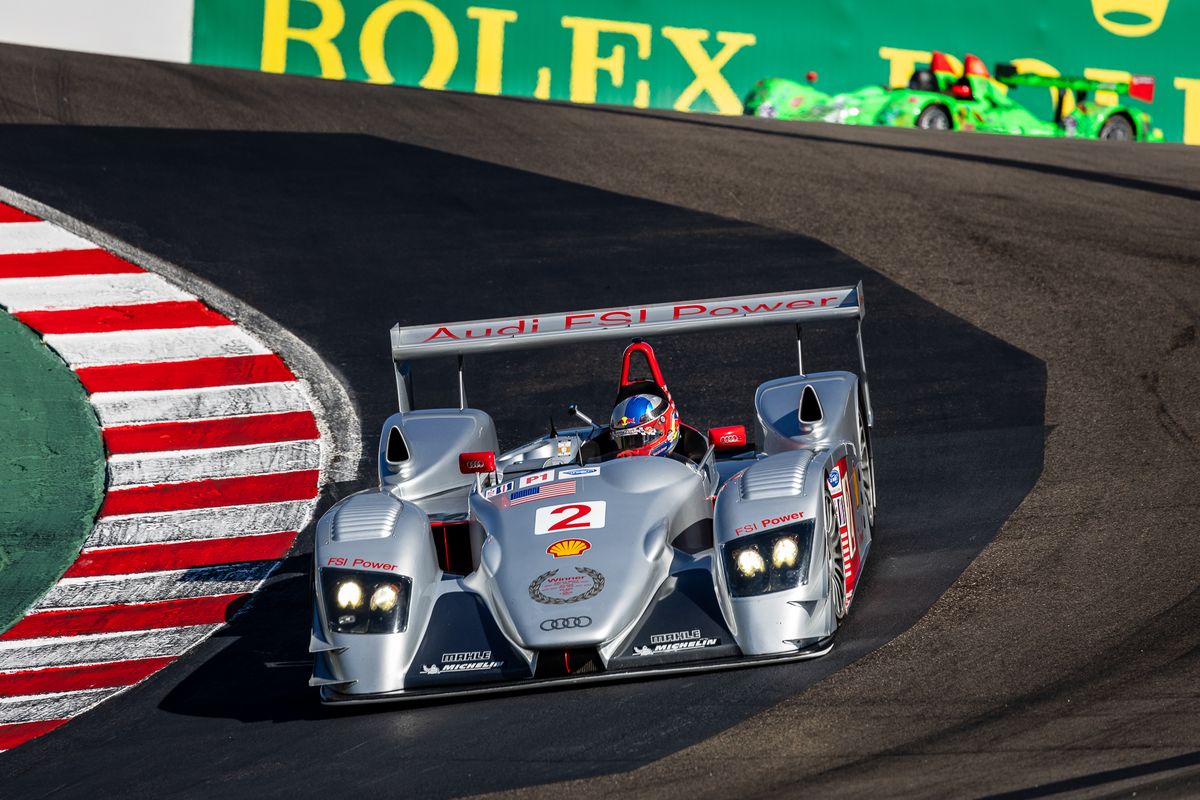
0,126 -> 1044,798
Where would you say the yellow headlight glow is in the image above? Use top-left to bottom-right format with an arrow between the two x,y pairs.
735,548 -> 766,577
772,536 -> 799,568
370,583 -> 400,612
336,580 -> 364,609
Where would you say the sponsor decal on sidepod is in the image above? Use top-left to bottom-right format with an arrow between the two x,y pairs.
546,538 -> 591,558
529,566 -> 605,604
558,466 -> 601,478
326,556 -> 399,571
421,650 -> 504,674
634,628 -> 720,656
734,510 -> 804,536
540,616 -> 592,630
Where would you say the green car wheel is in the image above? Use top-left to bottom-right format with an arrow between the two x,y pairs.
916,105 -> 951,130
1099,114 -> 1134,141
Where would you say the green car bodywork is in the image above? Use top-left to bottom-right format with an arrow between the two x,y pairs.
745,55 -> 1163,142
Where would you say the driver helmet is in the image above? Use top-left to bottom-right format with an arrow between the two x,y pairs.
611,393 -> 679,457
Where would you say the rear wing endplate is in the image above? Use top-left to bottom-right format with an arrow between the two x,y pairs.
390,283 -> 871,424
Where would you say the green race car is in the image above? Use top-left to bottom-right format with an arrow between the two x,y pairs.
745,52 -> 1162,142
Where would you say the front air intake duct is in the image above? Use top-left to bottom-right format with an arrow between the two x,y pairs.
534,647 -> 603,678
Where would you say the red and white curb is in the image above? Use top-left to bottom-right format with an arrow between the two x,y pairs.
0,201 -> 336,751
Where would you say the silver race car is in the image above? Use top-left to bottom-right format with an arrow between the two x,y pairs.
310,285 -> 877,703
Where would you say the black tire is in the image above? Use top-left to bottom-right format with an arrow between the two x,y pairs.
825,485 -> 847,621
1099,114 -> 1134,141
916,104 -> 951,131
857,407 -> 877,527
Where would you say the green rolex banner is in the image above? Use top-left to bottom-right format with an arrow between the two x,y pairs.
191,0 -> 1200,144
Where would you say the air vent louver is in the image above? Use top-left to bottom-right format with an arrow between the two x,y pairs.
332,493 -> 401,541
739,451 -> 813,500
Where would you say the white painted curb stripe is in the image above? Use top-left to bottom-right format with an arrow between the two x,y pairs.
0,688 -> 120,724
86,500 -> 318,548
91,382 -> 310,426
0,627 -> 221,671
0,202 -> 333,750
36,564 -> 278,610
107,441 -> 322,487
0,222 -> 95,255
44,326 -> 268,367
0,272 -> 192,312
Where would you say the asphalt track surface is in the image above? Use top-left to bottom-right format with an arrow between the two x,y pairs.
0,43 -> 1196,798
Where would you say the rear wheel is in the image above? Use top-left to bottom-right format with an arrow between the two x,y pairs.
857,408 -> 877,527
916,104 -> 950,131
1099,114 -> 1134,141
825,487 -> 847,621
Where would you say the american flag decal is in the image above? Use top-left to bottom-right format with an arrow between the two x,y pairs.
508,480 -> 576,506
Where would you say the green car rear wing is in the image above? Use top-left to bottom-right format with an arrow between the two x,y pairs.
994,63 -> 1156,104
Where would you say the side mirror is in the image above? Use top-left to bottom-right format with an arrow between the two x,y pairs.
708,425 -> 748,452
459,451 -> 496,474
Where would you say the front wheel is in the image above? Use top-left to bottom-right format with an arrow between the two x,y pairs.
916,104 -> 951,131
1099,114 -> 1134,141
825,486 -> 847,621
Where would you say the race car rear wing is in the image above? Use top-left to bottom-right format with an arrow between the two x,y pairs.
390,283 -> 870,421
993,63 -> 1156,103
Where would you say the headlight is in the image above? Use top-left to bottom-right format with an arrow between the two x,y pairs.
336,579 -> 363,609
722,521 -> 814,597
772,536 -> 799,568
370,583 -> 399,612
736,548 -> 766,577
320,567 -> 412,634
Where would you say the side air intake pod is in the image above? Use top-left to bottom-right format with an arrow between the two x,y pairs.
797,384 -> 824,435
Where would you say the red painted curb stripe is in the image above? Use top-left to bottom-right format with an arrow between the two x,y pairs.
65,531 -> 299,577
0,657 -> 176,697
75,353 -> 296,393
0,594 -> 249,640
103,411 -> 319,454
0,249 -> 143,279
16,300 -> 232,334
100,470 -> 320,516
0,204 -> 40,224
0,719 -> 69,750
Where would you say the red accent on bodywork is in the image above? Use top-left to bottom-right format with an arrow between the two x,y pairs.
963,54 -> 990,78
619,341 -> 668,388
1129,75 -> 1155,103
930,51 -> 955,74
103,410 -> 319,454
75,353 -> 295,392
708,425 -> 748,451
459,451 -> 496,473
17,300 -> 232,334
950,84 -> 973,99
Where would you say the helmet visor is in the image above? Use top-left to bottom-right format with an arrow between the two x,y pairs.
614,426 -> 660,452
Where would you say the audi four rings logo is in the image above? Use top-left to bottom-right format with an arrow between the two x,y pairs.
540,616 -> 592,630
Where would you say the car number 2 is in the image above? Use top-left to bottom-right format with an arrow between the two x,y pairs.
534,501 -> 607,535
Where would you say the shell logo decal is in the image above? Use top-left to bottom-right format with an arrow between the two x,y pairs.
546,538 -> 591,558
